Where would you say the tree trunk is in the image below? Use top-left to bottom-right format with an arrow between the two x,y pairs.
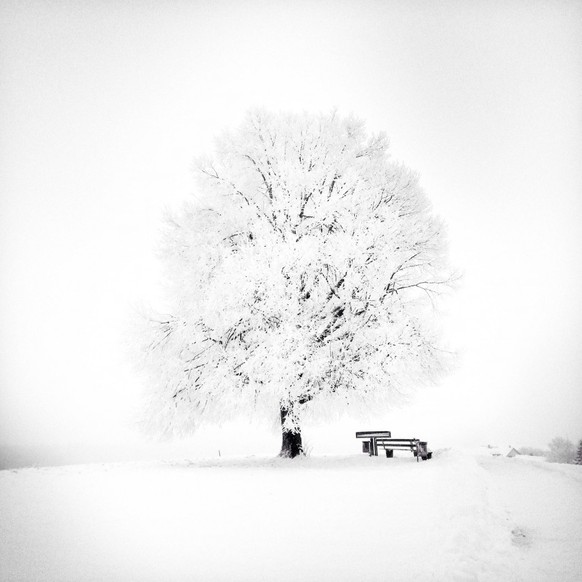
279,406 -> 304,458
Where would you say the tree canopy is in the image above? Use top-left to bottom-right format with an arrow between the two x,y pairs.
137,110 -> 453,456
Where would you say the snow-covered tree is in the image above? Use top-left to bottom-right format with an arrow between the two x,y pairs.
136,110 -> 453,457
575,440 -> 582,466
547,437 -> 576,464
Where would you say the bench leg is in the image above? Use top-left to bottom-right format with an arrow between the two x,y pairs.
385,449 -> 394,458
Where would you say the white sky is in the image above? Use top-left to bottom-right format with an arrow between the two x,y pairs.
1,0 -> 581,457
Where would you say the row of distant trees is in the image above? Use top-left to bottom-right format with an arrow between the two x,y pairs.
521,438 -> 582,465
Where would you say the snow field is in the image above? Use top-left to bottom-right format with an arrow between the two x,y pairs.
1,449 -> 581,581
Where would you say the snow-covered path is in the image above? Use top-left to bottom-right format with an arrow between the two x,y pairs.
477,455 -> 582,581
1,450 -> 580,581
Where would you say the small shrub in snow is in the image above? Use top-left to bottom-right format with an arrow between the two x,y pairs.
575,440 -> 582,466
547,437 -> 576,464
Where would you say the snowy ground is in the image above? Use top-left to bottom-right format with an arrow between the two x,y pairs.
1,449 -> 581,582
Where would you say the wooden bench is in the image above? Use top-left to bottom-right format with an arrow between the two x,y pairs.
356,431 -> 432,462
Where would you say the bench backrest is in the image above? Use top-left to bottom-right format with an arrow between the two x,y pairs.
355,431 -> 392,438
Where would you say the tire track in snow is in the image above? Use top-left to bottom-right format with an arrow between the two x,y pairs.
477,455 -> 582,582
428,450 -> 520,582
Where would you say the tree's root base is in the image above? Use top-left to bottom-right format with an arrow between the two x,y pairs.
278,449 -> 306,459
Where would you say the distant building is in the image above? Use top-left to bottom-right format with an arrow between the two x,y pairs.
485,445 -> 521,458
